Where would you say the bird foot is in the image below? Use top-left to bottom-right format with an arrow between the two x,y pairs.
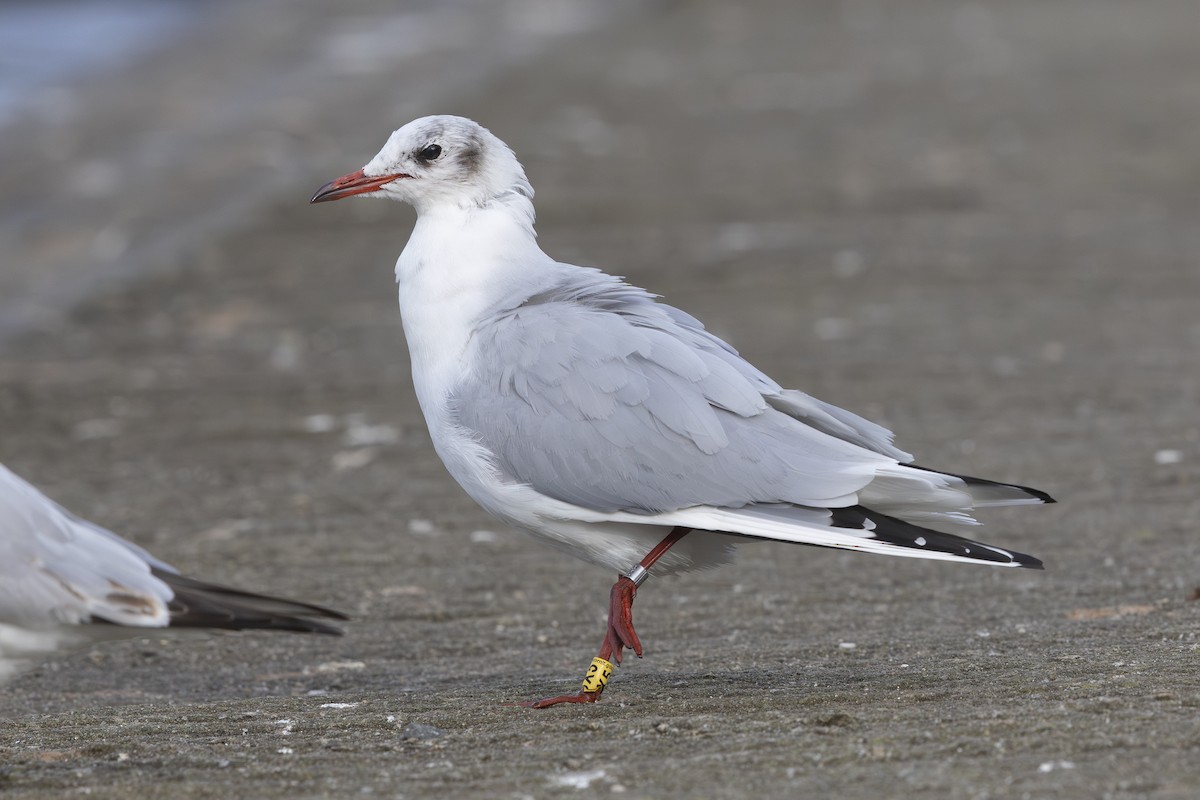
603,575 -> 642,665
521,654 -> 615,709
520,575 -> 641,709
518,689 -> 604,709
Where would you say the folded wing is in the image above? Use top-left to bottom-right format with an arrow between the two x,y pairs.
451,271 -> 1051,568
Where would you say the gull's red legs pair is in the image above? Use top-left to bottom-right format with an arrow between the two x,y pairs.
524,527 -> 691,708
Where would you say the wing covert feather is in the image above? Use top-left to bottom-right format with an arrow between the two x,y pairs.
450,277 -> 889,513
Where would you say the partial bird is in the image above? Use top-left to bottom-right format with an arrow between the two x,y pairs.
311,115 -> 1053,707
0,463 -> 345,685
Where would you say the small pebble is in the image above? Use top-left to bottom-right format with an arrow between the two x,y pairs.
408,518 -> 438,536
401,723 -> 446,740
1154,449 -> 1183,465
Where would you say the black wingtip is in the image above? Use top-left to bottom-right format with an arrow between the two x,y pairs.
962,475 -> 1056,505
1004,482 -> 1056,504
1013,551 -> 1045,570
831,506 -> 1044,568
154,569 -> 348,635
908,464 -> 1056,505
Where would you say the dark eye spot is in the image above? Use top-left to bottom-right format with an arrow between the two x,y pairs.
417,143 -> 442,162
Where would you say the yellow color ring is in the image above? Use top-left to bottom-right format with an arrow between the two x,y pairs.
581,657 -> 614,693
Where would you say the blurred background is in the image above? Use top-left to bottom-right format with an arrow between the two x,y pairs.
1,1 -> 1198,798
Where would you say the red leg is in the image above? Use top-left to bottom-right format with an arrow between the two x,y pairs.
602,576 -> 640,665
520,527 -> 691,709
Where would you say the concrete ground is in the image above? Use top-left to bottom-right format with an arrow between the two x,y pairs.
1,1 -> 1198,798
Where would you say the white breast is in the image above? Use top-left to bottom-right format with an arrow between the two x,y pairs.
394,204 -> 553,430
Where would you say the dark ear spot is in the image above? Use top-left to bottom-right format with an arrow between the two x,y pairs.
458,133 -> 484,173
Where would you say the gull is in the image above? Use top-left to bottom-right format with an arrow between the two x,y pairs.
0,463 -> 345,686
312,115 -> 1054,707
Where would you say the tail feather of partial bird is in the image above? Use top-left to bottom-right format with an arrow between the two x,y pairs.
149,569 -> 347,635
669,502 -> 1044,568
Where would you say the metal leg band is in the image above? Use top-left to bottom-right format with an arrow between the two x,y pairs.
626,564 -> 649,587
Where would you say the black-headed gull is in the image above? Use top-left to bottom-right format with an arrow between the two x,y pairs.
312,115 -> 1053,707
0,463 -> 345,686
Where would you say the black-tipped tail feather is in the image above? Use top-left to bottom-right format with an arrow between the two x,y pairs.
831,506 -> 1043,569
154,569 -> 347,635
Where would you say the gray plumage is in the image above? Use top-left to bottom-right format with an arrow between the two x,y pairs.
450,270 -> 895,513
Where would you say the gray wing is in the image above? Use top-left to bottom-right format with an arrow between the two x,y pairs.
655,290 -> 910,461
0,464 -> 172,628
450,272 -> 892,514
768,391 -> 911,462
